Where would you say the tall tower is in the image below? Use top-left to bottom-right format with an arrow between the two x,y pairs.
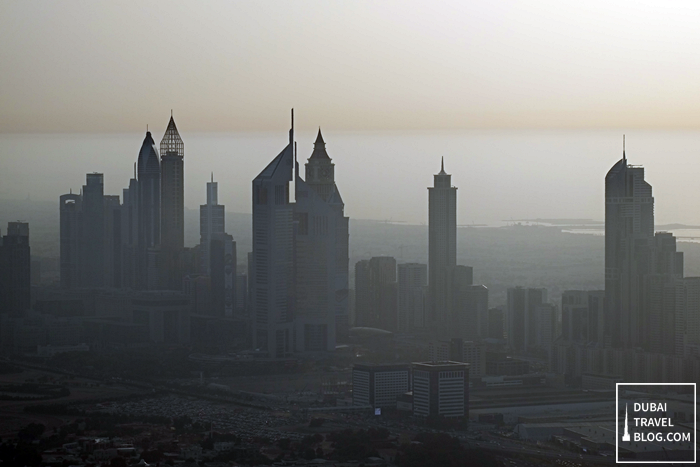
251,112 -> 295,358
304,129 -> 336,201
137,131 -> 161,289
0,222 -> 30,316
200,175 -> 225,275
428,158 -> 457,338
295,129 -> 350,350
79,173 -> 105,288
397,263 -> 427,332
160,115 -> 185,290
605,142 -> 654,348
353,257 -> 397,331
120,168 -> 139,290
60,192 -> 81,289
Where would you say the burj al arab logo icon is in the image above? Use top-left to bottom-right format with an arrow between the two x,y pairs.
622,403 -> 631,442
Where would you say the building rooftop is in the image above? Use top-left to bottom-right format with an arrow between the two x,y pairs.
413,361 -> 469,370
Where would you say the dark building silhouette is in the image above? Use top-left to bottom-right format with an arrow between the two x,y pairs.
60,174 -> 122,289
120,172 -> 139,289
507,287 -> 547,352
605,142 -> 683,349
137,131 -> 161,289
200,176 -> 225,275
60,192 -> 81,289
354,257 -> 397,331
488,307 -> 504,340
210,232 -> 236,317
80,173 -> 105,288
0,222 -> 30,316
160,116 -> 185,290
428,158 -> 457,338
251,114 -> 295,358
295,129 -> 349,350
397,262 -> 427,332
561,290 -> 605,344
104,194 -> 122,288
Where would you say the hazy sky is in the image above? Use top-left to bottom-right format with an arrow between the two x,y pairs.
3,0 -> 700,132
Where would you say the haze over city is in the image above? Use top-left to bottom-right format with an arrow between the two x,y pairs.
4,2 -> 700,224
0,2 -> 699,466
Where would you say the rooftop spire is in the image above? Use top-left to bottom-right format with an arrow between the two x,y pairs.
623,134 -> 626,162
289,108 -> 294,147
309,127 -> 330,160
438,157 -> 447,175
160,114 -> 184,158
211,172 -> 213,183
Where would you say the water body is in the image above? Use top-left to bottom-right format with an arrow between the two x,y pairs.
2,130 -> 700,227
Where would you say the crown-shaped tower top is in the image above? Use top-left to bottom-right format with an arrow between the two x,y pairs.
309,128 -> 330,160
160,114 -> 184,158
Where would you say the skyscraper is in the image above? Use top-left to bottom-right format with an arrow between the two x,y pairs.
428,158 -> 457,338
137,131 -> 161,289
200,176 -> 225,275
561,290 -> 605,344
295,129 -> 349,350
60,192 -> 81,289
354,257 -> 397,331
160,115 -> 185,290
397,263 -> 428,332
120,171 -> 139,290
80,173 -> 105,288
251,114 -> 295,358
0,222 -> 30,316
210,232 -> 236,318
103,194 -> 122,288
604,142 -> 683,349
507,287 -> 547,352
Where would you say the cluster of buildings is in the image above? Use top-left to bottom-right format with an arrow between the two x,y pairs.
2,119 -> 700,390
250,116 -> 349,356
551,145 -> 700,385
353,160 -> 488,343
1,112 -> 350,357
352,360 -> 470,420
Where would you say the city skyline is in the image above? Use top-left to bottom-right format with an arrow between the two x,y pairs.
4,129 -> 700,228
2,3 -> 699,463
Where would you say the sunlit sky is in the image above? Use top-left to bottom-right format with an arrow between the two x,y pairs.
3,0 -> 700,132
3,1 -> 700,226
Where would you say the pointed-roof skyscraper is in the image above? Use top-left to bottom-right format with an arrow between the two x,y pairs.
251,111 -> 296,358
305,128 -> 337,202
137,130 -> 161,289
160,114 -> 185,290
295,127 -> 350,349
428,159 -> 457,338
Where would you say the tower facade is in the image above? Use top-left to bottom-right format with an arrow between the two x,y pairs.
354,257 -> 397,331
507,287 -> 547,352
294,129 -> 349,350
397,263 -> 427,332
428,159 -> 457,338
200,177 -> 225,275
137,131 -> 161,289
160,116 -> 185,290
251,117 -> 295,358
120,173 -> 139,290
0,222 -> 30,316
80,173 -> 105,288
60,192 -> 81,289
